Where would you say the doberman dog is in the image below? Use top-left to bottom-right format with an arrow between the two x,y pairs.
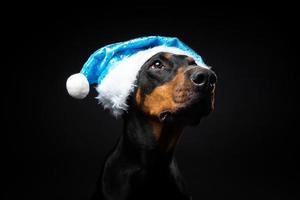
91,52 -> 217,200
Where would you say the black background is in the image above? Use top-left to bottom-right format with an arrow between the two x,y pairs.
4,4 -> 299,200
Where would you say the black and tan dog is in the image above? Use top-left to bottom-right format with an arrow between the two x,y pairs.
91,52 -> 217,200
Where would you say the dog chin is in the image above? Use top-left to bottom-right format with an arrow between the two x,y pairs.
158,93 -> 214,125
173,96 -> 213,125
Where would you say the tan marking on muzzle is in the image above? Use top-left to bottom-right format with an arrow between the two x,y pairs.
142,68 -> 187,117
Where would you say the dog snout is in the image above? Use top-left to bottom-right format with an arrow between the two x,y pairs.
190,68 -> 217,91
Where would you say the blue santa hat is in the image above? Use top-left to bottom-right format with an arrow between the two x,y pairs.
66,36 -> 208,117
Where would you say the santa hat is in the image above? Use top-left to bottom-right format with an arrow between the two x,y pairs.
66,36 -> 208,117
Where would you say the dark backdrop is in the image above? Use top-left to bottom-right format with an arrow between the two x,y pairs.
4,4 -> 299,200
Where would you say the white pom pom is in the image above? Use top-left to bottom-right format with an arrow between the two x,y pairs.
66,73 -> 89,99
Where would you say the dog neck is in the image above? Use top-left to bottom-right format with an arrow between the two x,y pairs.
121,109 -> 184,165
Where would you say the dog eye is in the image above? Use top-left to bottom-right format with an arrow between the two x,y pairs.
149,61 -> 165,70
189,60 -> 197,65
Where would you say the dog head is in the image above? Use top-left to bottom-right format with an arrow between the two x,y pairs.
131,52 -> 217,126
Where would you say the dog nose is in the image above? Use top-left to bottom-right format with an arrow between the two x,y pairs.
191,70 -> 217,87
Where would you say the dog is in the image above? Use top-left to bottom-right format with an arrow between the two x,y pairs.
91,52 -> 217,200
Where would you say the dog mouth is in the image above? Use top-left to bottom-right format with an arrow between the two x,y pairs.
159,111 -> 173,123
159,92 -> 214,124
173,84 -> 215,103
